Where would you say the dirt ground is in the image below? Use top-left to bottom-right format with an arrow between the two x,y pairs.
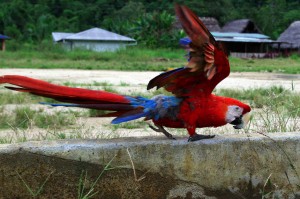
2,69 -> 300,91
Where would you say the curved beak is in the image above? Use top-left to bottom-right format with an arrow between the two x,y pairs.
230,112 -> 251,129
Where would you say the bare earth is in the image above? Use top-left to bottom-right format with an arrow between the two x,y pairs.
2,69 -> 300,91
1,69 -> 300,142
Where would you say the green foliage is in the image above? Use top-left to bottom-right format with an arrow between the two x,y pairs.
104,8 -> 184,48
1,1 -> 299,48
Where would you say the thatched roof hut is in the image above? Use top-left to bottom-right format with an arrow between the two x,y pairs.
174,17 -> 221,32
222,19 -> 262,33
199,17 -> 221,32
276,21 -> 300,49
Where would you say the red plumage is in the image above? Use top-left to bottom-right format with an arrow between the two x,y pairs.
148,5 -> 251,141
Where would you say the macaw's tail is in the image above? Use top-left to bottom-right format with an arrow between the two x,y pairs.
0,75 -> 156,124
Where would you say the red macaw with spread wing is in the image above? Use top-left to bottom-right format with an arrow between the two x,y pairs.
0,5 -> 251,141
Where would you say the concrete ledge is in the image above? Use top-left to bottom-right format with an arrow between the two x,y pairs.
0,133 -> 300,198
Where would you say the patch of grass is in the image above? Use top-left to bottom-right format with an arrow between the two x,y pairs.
14,107 -> 35,129
229,56 -> 300,74
62,81 -> 113,87
101,86 -> 118,93
0,92 -> 40,104
0,92 -> 57,105
119,81 -> 130,86
92,81 -> 113,87
0,47 -> 185,71
0,106 -> 76,130
255,93 -> 300,132
227,87 -> 300,133
34,111 -> 76,129
215,86 -> 300,112
18,171 -> 54,198
1,46 -> 299,73
0,107 -> 11,129
0,137 -> 13,144
110,121 -> 146,130
77,155 -> 116,199
89,109 -> 110,117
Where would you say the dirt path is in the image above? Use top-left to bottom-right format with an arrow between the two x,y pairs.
1,69 -> 300,91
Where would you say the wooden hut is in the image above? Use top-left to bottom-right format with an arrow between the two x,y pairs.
218,19 -> 279,58
276,21 -> 300,53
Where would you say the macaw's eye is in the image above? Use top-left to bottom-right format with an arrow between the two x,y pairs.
235,107 -> 240,111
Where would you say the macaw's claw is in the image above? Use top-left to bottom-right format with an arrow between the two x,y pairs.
188,133 -> 215,142
149,124 -> 176,140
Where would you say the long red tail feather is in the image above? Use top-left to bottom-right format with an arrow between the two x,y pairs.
0,75 -> 129,104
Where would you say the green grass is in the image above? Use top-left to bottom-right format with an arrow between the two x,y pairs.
230,56 -> 300,74
215,86 -> 300,117
77,156 -> 116,199
0,46 -> 300,73
216,86 -> 300,132
0,92 -> 57,104
18,171 -> 53,198
0,106 -> 76,129
0,92 -> 42,104
0,47 -> 185,71
108,121 -> 146,130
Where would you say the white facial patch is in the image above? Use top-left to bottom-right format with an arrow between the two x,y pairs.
225,105 -> 243,123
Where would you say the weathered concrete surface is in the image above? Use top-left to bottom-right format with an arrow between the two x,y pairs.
0,133 -> 300,198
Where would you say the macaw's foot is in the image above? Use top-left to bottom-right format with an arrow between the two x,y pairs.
149,124 -> 176,140
188,133 -> 215,142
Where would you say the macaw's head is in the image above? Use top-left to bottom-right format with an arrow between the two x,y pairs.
225,98 -> 251,129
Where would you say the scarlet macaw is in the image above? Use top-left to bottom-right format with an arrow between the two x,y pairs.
0,5 -> 251,141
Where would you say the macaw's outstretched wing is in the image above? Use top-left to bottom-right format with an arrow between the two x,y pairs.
147,5 -> 230,97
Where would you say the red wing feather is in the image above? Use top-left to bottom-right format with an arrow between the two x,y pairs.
147,5 -> 230,97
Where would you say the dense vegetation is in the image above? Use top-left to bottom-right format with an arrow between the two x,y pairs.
1,0 -> 300,48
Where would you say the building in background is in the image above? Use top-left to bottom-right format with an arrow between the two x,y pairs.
275,21 -> 300,55
52,27 -> 136,52
212,32 -> 279,58
222,19 -> 262,33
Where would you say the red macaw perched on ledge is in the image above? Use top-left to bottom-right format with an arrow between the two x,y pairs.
0,5 -> 251,141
